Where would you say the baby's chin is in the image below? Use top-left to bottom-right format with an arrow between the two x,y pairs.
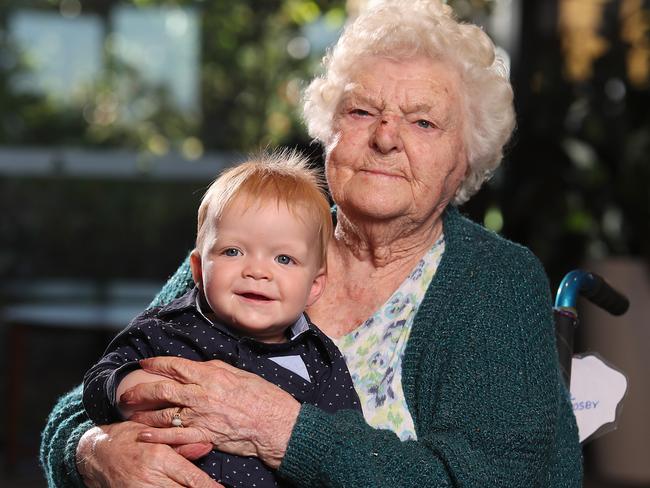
227,317 -> 293,344
237,327 -> 289,344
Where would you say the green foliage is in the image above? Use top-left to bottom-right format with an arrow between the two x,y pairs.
0,0 -> 347,154
0,0 -> 347,281
198,0 -> 345,151
481,2 -> 650,284
0,0 -> 494,154
2,0 -> 646,285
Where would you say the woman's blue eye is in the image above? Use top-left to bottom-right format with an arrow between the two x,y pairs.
276,255 -> 294,265
416,119 -> 434,129
223,248 -> 241,257
351,109 -> 371,116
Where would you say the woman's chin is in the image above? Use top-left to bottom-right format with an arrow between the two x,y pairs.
341,196 -> 411,222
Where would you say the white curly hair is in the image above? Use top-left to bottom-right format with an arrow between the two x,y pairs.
303,0 -> 515,205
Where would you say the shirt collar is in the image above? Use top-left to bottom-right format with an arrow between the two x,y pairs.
157,286 -> 200,316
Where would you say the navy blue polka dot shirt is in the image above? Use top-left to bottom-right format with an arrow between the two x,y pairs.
83,287 -> 360,488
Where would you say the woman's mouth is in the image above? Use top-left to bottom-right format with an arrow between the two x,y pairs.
360,168 -> 402,179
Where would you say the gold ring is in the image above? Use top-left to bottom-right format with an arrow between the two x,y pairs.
171,408 -> 183,428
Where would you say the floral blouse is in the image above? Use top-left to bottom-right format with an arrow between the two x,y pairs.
332,237 -> 445,441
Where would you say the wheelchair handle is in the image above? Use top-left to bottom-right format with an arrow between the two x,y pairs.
553,270 -> 629,386
554,270 -> 629,316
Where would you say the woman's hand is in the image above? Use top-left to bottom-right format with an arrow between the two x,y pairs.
76,421 -> 221,488
122,357 -> 301,469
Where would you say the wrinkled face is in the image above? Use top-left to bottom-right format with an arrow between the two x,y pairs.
326,56 -> 468,225
191,197 -> 325,343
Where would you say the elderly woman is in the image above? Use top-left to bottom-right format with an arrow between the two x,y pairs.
41,1 -> 581,486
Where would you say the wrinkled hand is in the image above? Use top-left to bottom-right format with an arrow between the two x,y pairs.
77,421 -> 221,488
123,357 -> 301,469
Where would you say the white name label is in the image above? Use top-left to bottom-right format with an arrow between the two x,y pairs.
570,354 -> 627,443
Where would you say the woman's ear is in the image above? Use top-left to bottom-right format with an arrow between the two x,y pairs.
189,249 -> 203,289
306,267 -> 327,307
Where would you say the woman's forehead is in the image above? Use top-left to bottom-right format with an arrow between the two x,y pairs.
341,58 -> 461,119
344,57 -> 460,97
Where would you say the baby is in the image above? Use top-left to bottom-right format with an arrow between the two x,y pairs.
83,149 -> 360,488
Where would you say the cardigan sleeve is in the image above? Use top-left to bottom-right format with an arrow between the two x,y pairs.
148,253 -> 195,308
39,255 -> 194,487
278,248 -> 582,487
40,385 -> 92,488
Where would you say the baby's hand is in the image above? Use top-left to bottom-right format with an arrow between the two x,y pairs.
174,442 -> 213,460
117,369 -> 173,418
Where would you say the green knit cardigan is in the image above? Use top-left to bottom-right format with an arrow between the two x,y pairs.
40,207 -> 582,487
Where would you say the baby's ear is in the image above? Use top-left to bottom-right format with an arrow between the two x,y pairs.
306,267 -> 327,307
189,249 -> 203,289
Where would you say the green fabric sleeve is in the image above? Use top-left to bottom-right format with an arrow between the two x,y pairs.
280,405 -> 454,487
148,253 -> 195,308
40,385 -> 90,488
39,255 -> 194,486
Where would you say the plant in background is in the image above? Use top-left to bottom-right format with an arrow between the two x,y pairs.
557,0 -> 649,267
9,0 -> 645,286
467,0 -> 650,285
0,0 -> 497,154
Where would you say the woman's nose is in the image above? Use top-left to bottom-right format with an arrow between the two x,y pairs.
371,116 -> 404,153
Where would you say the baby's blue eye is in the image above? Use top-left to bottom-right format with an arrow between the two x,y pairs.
276,255 -> 294,265
223,248 -> 241,257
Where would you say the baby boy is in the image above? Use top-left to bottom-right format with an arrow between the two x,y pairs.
83,149 -> 360,488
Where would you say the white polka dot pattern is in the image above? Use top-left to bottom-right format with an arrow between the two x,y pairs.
83,287 -> 361,488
